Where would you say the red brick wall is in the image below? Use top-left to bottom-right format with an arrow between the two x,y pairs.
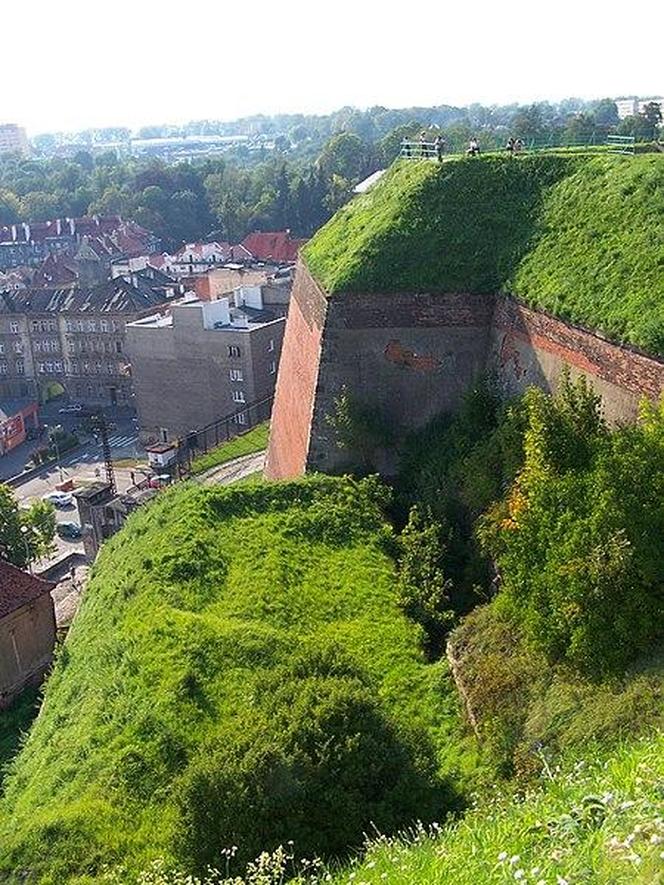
265,262 -> 327,479
492,299 -> 664,419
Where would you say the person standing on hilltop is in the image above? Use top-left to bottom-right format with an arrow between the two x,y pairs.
419,131 -> 428,158
467,137 -> 480,156
435,134 -> 446,162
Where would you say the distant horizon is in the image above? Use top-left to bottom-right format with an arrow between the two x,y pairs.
5,92 -> 662,139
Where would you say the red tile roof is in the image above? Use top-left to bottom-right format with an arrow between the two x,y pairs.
0,560 -> 55,619
241,231 -> 306,263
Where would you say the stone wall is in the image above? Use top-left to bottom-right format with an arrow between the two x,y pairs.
0,594 -> 56,707
265,263 -> 664,480
489,299 -> 664,424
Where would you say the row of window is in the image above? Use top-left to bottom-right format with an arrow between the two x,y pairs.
34,339 -> 59,353
227,339 -> 275,359
67,339 -> 122,354
228,363 -> 276,383
0,341 -> 23,354
36,360 -> 121,376
0,362 -> 23,375
5,319 -> 121,335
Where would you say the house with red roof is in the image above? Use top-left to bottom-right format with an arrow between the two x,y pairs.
241,230 -> 306,264
0,560 -> 56,707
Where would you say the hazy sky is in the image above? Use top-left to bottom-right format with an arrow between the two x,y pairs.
3,0 -> 662,134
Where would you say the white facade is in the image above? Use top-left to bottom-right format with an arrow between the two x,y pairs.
0,124 -> 29,157
615,97 -> 664,120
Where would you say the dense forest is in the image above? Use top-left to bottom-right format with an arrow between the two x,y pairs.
1,97 -> 660,249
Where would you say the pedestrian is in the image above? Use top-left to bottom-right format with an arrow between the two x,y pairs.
435,134 -> 446,162
467,137 -> 481,157
130,470 -> 136,486
420,130 -> 428,158
514,138 -> 523,154
402,137 -> 411,159
505,136 -> 515,156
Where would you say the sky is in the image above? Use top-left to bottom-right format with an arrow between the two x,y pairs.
3,0 -> 663,134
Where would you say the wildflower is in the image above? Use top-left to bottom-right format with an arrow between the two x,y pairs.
620,800 -> 635,811
531,867 -> 541,876
509,855 -> 521,866
498,852 -> 508,862
650,834 -> 663,845
556,877 -> 569,885
514,870 -> 525,880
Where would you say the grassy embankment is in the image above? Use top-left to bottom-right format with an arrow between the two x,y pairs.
304,153 -> 664,353
189,421 -> 270,475
0,475 -> 476,882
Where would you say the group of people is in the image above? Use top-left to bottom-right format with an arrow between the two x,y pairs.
403,133 -> 526,161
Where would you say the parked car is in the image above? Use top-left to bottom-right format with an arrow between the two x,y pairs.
58,403 -> 83,414
56,521 -> 82,540
42,491 -> 74,508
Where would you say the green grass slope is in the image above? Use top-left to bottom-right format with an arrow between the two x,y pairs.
0,475 -> 474,883
304,154 -> 664,353
333,732 -> 664,885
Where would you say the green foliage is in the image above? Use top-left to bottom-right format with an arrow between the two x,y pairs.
304,153 -> 664,354
0,475 -> 470,882
397,506 -> 454,646
0,484 -> 56,568
479,378 -> 664,676
0,687 -> 41,791
326,388 -> 394,471
189,422 -> 269,475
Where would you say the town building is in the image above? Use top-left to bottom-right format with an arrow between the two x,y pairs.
126,285 -> 287,443
0,399 -> 39,455
615,96 -> 664,120
0,216 -> 160,271
0,124 -> 29,157
241,230 -> 306,264
0,267 -> 183,406
0,560 -> 56,708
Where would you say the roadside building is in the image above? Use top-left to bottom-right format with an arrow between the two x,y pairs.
241,230 -> 306,264
126,285 -> 287,443
0,399 -> 39,455
0,560 -> 56,708
0,269 -> 182,406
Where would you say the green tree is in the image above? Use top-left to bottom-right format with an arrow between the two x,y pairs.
317,132 -> 368,181
641,101 -> 662,139
0,485 -> 56,569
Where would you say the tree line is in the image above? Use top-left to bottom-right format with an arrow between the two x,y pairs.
1,98 -> 660,249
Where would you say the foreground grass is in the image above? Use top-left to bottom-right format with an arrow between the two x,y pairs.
0,475 -> 475,882
304,153 -> 664,353
331,733 -> 664,885
190,422 -> 269,475
0,686 -> 41,791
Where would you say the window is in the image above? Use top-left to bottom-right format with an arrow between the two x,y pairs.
16,360 -> 24,375
229,368 -> 243,382
115,340 -> 122,354
228,345 -> 241,358
107,363 -> 115,374
0,363 -> 7,375
54,361 -> 63,373
160,428 -> 168,443
65,320 -> 74,332
38,362 -> 45,374
31,320 -> 40,333
51,339 -> 59,351
267,338 -> 275,352
76,320 -> 84,332
232,390 -> 246,403
87,320 -> 96,332
269,360 -> 276,375
83,362 -> 90,374
47,320 -> 56,332
13,341 -> 22,354
34,341 -> 42,352
10,322 -> 19,334
45,361 -> 54,373
67,341 -> 75,353
70,361 -> 79,374
0,343 -> 4,354
100,319 -> 109,333
233,411 -> 247,425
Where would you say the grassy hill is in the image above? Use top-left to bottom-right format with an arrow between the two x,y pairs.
304,153 -> 664,354
0,475 -> 475,882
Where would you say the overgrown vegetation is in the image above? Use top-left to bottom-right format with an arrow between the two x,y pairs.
0,475 -> 473,882
304,153 -> 664,353
189,422 -> 270,475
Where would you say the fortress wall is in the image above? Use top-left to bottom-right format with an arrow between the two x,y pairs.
306,291 -> 494,473
264,262 -> 328,479
490,299 -> 664,423
267,266 -> 664,480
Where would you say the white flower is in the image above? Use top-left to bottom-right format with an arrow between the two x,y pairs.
650,834 -> 663,845
514,870 -> 525,881
510,855 -> 521,866
557,878 -> 569,885
498,852 -> 508,862
531,868 -> 541,876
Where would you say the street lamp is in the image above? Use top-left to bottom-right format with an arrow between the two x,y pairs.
44,424 -> 64,483
20,524 -> 32,574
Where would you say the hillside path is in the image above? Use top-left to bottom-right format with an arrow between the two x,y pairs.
197,451 -> 266,486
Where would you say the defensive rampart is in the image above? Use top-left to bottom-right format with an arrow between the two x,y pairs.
265,261 -> 664,479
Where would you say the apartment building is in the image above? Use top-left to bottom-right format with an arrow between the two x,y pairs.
126,286 -> 287,443
0,268 -> 181,405
0,124 -> 29,157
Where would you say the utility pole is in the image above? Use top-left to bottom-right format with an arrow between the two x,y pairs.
90,412 -> 116,496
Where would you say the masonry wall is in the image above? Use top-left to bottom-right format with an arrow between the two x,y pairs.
489,299 -> 664,423
266,264 -> 664,480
